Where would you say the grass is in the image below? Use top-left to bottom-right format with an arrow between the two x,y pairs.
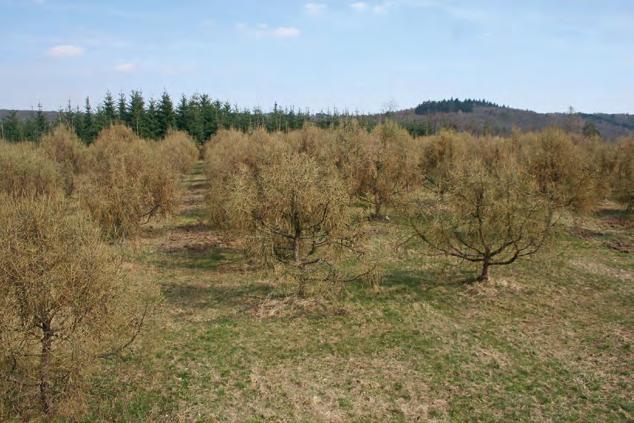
82,163 -> 633,422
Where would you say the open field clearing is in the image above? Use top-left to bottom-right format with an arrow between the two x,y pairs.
76,162 -> 633,422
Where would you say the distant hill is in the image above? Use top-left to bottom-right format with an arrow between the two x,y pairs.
386,100 -> 634,140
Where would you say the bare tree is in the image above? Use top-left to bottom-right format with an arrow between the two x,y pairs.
410,159 -> 554,282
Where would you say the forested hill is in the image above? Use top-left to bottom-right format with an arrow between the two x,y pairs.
2,96 -> 633,143
388,100 -> 634,140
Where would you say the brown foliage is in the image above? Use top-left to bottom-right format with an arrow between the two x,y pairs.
341,120 -> 419,218
410,158 -> 554,282
39,125 -> 86,194
0,142 -> 63,198
159,130 -> 199,174
0,195 -> 156,418
612,136 -> 634,210
79,124 -> 181,238
517,127 -> 604,213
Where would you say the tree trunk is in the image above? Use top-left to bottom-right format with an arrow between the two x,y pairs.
293,221 -> 306,297
39,320 -> 54,415
476,257 -> 490,282
373,192 -> 382,219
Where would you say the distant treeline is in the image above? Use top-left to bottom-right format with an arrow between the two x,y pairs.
0,91 -> 377,144
414,98 -> 500,115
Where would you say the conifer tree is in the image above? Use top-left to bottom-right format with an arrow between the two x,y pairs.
127,91 -> 145,135
158,91 -> 176,138
102,91 -> 117,126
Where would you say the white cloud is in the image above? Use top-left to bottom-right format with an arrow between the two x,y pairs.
270,26 -> 301,38
46,44 -> 84,58
115,63 -> 136,73
237,23 -> 301,39
305,2 -> 327,15
373,2 -> 393,14
350,2 -> 368,11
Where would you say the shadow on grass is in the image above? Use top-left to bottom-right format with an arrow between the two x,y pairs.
162,280 -> 276,311
372,267 -> 475,305
155,246 -> 244,271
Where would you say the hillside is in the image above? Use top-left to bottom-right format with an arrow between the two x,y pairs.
389,103 -> 634,140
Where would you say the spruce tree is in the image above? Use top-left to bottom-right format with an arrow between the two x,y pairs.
102,91 -> 117,126
127,91 -> 145,135
157,91 -> 176,138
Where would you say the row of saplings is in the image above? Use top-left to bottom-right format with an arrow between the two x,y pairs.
203,121 -> 633,294
1,121 -> 633,418
0,125 -> 198,418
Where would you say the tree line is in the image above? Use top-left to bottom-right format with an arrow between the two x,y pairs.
0,91 -> 379,144
414,98 -> 501,115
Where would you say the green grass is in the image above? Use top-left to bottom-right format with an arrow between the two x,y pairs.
82,164 -> 633,422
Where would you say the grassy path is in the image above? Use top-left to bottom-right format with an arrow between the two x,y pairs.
88,162 -> 634,422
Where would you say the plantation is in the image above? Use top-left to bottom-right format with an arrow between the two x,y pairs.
0,120 -> 632,421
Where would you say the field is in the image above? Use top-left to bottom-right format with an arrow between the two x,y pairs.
81,162 -> 633,422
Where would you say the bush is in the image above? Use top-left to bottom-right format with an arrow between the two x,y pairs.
612,136 -> 634,211
204,128 -> 289,227
0,142 -> 63,198
39,125 -> 86,194
159,130 -> 199,174
0,194 -> 156,418
224,150 -> 354,296
518,128 -> 603,213
79,125 -> 180,238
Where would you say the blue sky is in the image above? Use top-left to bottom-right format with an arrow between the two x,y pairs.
0,0 -> 632,113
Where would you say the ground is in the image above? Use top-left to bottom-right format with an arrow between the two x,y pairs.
84,162 -> 633,422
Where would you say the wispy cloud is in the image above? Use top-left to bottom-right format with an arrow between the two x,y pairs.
350,1 -> 393,14
350,2 -> 368,11
114,63 -> 136,73
305,2 -> 327,15
373,2 -> 394,14
237,23 -> 301,38
46,44 -> 84,58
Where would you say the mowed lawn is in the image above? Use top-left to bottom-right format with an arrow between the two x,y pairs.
84,164 -> 633,422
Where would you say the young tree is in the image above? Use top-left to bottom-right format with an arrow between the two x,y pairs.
80,97 -> 96,144
612,136 -> 634,211
127,91 -> 145,135
157,91 -> 176,138
102,91 -> 117,127
39,125 -> 86,194
0,195 -> 156,417
226,150 -> 353,296
519,128 -> 602,213
351,120 -> 418,219
410,159 -> 554,283
79,124 -> 181,238
1,111 -> 22,141
0,142 -> 62,198
117,92 -> 128,123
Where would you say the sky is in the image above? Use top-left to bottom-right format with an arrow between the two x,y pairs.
0,0 -> 633,113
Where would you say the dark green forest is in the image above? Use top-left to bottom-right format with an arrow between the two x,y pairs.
0,91 -> 376,144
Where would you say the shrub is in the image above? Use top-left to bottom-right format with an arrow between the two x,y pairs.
342,120 -> 418,219
518,128 -> 603,213
0,194 -> 156,418
159,130 -> 199,174
224,150 -> 355,296
0,142 -> 62,198
204,128 -> 289,227
39,125 -> 86,194
612,136 -> 634,211
79,125 -> 180,238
